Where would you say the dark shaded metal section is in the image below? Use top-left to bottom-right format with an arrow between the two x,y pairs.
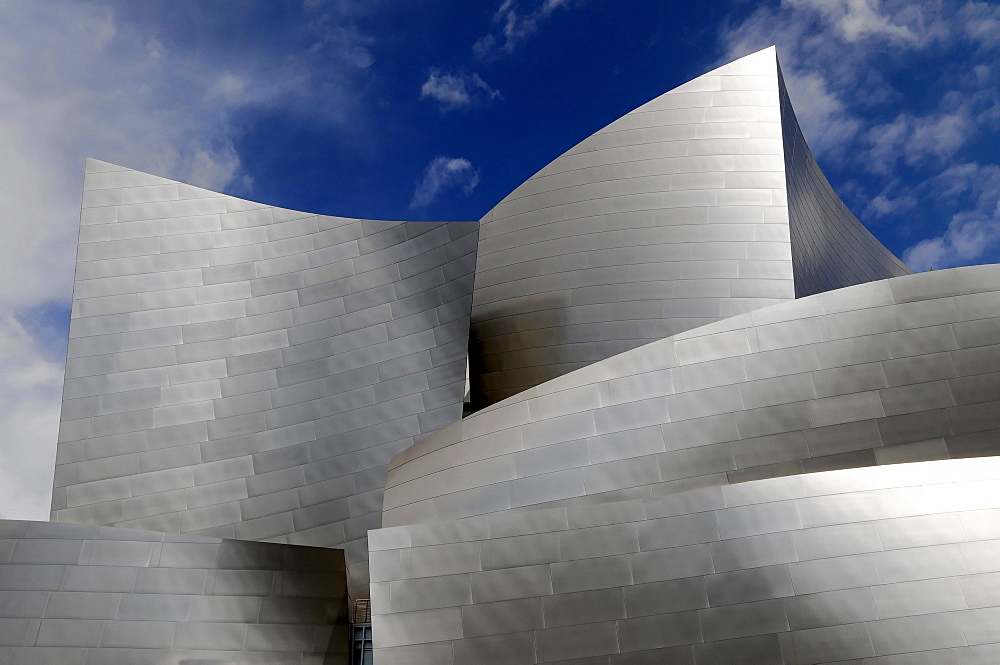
778,63 -> 911,298
0,519 -> 349,663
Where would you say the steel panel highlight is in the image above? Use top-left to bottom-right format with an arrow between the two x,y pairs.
469,46 -> 909,408
53,160 -> 477,594
370,457 -> 1000,665
384,264 -> 1000,527
0,519 -> 347,664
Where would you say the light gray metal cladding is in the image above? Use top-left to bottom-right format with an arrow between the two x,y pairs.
469,46 -> 797,408
383,263 -> 1000,527
53,159 -> 478,596
368,457 -> 1000,664
0,519 -> 348,664
469,46 -> 910,408
777,65 -> 911,297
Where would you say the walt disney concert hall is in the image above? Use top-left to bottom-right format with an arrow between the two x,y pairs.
3,45 -> 1000,664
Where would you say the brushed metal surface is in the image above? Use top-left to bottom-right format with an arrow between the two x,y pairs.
384,264 -> 1000,527
44,45 -> 1000,664
0,519 -> 347,663
370,457 -> 1000,664
468,46 -> 908,408
54,160 -> 477,596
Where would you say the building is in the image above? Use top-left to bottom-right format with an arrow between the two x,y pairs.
0,45 -> 998,664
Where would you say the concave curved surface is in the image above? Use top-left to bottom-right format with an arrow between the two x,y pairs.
53,159 -> 478,595
385,264 -> 1000,528
777,65 -> 910,297
370,457 -> 1000,664
0,519 -> 347,664
469,46 -> 908,408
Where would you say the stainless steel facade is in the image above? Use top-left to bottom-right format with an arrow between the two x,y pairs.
777,66 -> 910,298
371,457 -> 1000,664
368,48 -> 1000,665
384,264 -> 1000,527
0,519 -> 348,664
51,159 -> 477,594
469,46 -> 908,409
18,45 -> 999,664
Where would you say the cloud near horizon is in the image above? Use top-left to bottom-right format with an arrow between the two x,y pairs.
0,0 -> 378,520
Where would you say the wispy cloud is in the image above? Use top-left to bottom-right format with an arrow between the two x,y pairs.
718,0 -> 1000,273
410,157 -> 481,208
474,0 -> 581,60
903,163 -> 1000,270
0,0 -> 378,518
866,111 -> 972,173
784,0 -> 930,45
960,1 -> 1000,48
421,70 -> 501,111
0,313 -> 63,520
717,0 -> 985,163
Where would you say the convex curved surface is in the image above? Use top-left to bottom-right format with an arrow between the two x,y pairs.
385,264 -> 1000,527
53,159 -> 478,594
0,519 -> 347,664
469,46 -> 908,407
370,457 -> 1000,664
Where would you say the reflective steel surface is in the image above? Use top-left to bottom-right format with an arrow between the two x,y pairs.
469,46 -> 908,408
0,519 -> 348,664
27,45 -> 1000,665
368,47 -> 999,665
385,264 -> 1000,527
52,160 -> 477,594
370,458 -> 1000,664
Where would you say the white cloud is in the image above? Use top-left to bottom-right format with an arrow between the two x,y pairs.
717,4 -> 863,162
960,1 -> 1000,48
0,0 -> 376,519
421,70 -> 501,111
717,0 -> 1000,278
785,0 -> 921,44
903,163 -> 1000,270
785,71 -> 864,159
866,111 -> 972,173
0,314 -> 63,520
474,0 -> 580,60
716,0 -> 968,164
864,184 -> 917,218
410,157 -> 481,208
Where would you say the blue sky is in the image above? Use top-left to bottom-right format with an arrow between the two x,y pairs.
0,0 -> 998,518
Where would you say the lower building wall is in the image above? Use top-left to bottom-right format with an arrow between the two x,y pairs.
368,457 -> 1000,665
0,520 -> 348,664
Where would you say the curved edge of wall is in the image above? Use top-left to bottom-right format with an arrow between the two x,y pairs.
468,45 -> 911,409
468,46 -> 796,408
0,519 -> 348,664
777,63 -> 911,298
384,263 -> 1000,527
54,159 -> 478,596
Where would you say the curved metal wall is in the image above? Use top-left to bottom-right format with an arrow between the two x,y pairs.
469,46 -> 796,407
369,457 -> 1000,665
469,46 -> 911,409
52,159 -> 478,594
778,66 -> 911,297
0,519 -> 347,664
40,46 -> 955,663
384,264 -> 1000,527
